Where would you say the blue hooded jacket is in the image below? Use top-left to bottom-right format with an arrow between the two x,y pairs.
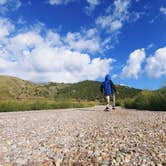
102,74 -> 113,95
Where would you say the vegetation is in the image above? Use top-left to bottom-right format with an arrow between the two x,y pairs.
0,76 -> 141,101
123,87 -> 166,111
0,75 -> 69,99
1,75 -> 165,111
0,99 -> 96,112
55,80 -> 141,102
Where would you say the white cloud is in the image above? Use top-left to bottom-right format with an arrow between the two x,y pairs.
48,0 -> 74,5
87,0 -> 100,6
95,0 -> 142,48
121,49 -> 146,79
10,31 -> 43,48
0,43 -> 113,83
46,30 -> 62,47
48,0 -> 64,5
85,0 -> 101,14
110,20 -> 122,31
0,0 -> 7,5
17,16 -> 27,25
160,7 -> 166,15
111,74 -> 117,79
0,0 -> 21,13
145,47 -> 166,78
96,0 -> 131,33
47,0 -> 100,12
95,0 -> 140,48
65,29 -> 101,53
0,18 -> 15,40
114,0 -> 130,16
0,18 -> 113,83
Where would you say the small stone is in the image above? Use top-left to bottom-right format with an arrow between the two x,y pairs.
101,160 -> 110,166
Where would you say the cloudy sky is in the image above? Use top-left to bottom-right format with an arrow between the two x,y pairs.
0,0 -> 166,89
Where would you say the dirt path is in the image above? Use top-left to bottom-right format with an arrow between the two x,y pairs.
0,106 -> 165,165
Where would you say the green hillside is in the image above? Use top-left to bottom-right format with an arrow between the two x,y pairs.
0,75 -> 141,102
0,75 -> 35,99
0,76 -> 69,99
55,80 -> 142,102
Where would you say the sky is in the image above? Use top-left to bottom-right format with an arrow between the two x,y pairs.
0,0 -> 166,90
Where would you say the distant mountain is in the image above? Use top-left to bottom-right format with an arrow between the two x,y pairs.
0,75 -> 142,101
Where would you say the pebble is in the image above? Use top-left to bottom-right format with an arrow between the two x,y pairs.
0,106 -> 165,165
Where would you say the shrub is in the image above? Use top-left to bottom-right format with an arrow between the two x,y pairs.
124,88 -> 166,111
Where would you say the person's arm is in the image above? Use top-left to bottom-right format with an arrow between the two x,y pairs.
110,80 -> 116,93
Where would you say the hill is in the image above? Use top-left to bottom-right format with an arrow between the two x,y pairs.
55,80 -> 142,102
0,75 -> 35,99
0,75 -> 68,99
0,75 -> 141,102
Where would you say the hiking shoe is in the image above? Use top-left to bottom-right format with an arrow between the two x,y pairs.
104,106 -> 110,111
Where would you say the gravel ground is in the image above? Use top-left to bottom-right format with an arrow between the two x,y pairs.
0,106 -> 165,166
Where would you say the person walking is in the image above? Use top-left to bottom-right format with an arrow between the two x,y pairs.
100,74 -> 116,111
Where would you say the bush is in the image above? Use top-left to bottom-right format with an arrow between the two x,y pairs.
124,88 -> 166,111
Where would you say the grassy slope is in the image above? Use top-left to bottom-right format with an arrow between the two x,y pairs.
0,76 -> 69,99
0,76 -> 141,101
0,75 -> 35,99
54,80 -> 142,103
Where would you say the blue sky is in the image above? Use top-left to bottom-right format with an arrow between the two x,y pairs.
0,0 -> 166,89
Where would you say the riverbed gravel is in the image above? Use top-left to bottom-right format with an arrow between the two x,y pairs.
0,106 -> 165,165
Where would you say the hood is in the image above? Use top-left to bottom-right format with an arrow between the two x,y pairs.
105,74 -> 110,81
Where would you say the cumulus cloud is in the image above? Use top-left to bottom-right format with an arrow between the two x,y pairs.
121,49 -> 146,79
46,30 -> 62,47
65,28 -> 100,53
0,18 -> 113,83
145,47 -> 166,78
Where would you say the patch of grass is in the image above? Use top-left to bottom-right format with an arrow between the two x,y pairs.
0,100 -> 96,112
123,88 -> 166,111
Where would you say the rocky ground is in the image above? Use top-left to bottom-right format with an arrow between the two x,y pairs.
0,106 -> 165,166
